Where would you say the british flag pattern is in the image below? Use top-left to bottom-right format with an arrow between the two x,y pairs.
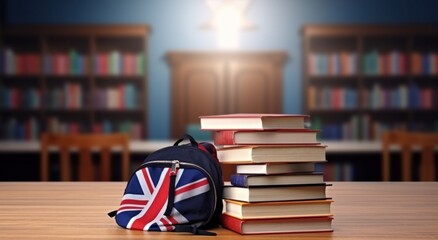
115,165 -> 211,231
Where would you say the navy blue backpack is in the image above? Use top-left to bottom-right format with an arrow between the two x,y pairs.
109,134 -> 223,236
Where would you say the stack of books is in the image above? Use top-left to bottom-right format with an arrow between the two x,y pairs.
200,113 -> 333,235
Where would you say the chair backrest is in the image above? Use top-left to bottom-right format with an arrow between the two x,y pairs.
382,131 -> 438,181
40,133 -> 130,181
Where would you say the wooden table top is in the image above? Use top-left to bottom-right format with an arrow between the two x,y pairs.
0,182 -> 437,239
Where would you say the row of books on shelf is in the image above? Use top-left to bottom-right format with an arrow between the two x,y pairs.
1,117 -> 40,141
307,86 -> 358,110
307,85 -> 435,110
0,88 -> 41,109
199,113 -> 333,235
309,50 -> 438,76
0,48 -> 145,76
364,84 -> 434,110
94,51 -> 145,76
308,51 -> 357,76
362,50 -> 407,76
1,84 -> 138,110
411,52 -> 438,75
0,51 -> 40,75
318,162 -> 354,181
312,115 -> 395,141
44,51 -> 89,75
90,120 -> 143,140
92,85 -> 137,109
1,117 -> 143,140
311,115 -> 438,141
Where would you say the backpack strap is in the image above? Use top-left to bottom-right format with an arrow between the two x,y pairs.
174,225 -> 216,236
174,134 -> 198,147
108,210 -> 117,218
198,142 -> 219,164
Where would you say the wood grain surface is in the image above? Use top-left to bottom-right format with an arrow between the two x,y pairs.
0,182 -> 437,239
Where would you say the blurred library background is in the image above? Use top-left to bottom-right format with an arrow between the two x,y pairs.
1,0 -> 438,181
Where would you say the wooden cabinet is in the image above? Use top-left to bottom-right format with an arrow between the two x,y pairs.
302,25 -> 438,142
0,25 -> 149,140
167,51 -> 287,138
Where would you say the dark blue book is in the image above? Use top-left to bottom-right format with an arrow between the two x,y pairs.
230,173 -> 324,187
408,84 -> 420,109
422,54 -> 429,75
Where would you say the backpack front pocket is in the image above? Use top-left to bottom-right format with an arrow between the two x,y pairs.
115,162 -> 214,231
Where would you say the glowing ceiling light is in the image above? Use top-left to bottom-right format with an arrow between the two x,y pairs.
204,0 -> 254,50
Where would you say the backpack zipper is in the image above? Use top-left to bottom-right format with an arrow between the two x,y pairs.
164,160 -> 179,216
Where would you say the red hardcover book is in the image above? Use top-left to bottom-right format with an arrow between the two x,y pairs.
223,199 -> 333,220
32,54 -> 41,74
199,114 -> 308,130
59,54 -> 69,75
332,88 -> 341,109
380,52 -> 388,76
411,52 -> 421,75
220,214 -> 333,235
213,129 -> 319,145
340,51 -> 348,75
124,53 -> 133,75
102,54 -> 109,75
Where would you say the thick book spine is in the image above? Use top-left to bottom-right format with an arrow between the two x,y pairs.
213,130 -> 236,145
230,174 -> 249,187
220,214 -> 244,234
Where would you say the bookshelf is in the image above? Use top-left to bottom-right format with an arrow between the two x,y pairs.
302,25 -> 438,142
0,25 -> 149,140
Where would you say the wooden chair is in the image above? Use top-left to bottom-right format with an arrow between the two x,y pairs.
382,131 -> 438,181
40,133 -> 130,181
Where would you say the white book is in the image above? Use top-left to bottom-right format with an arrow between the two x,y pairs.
236,163 -> 315,175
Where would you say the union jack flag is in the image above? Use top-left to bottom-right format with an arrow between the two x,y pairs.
115,166 -> 211,231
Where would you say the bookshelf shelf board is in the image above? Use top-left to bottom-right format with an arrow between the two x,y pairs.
44,109 -> 92,114
1,75 -> 41,79
361,76 -> 409,83
309,76 -> 358,80
94,76 -> 144,80
0,140 -> 405,154
0,140 -> 173,153
308,109 -> 358,114
46,75 -> 91,80
93,109 -> 145,114
0,109 -> 42,114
